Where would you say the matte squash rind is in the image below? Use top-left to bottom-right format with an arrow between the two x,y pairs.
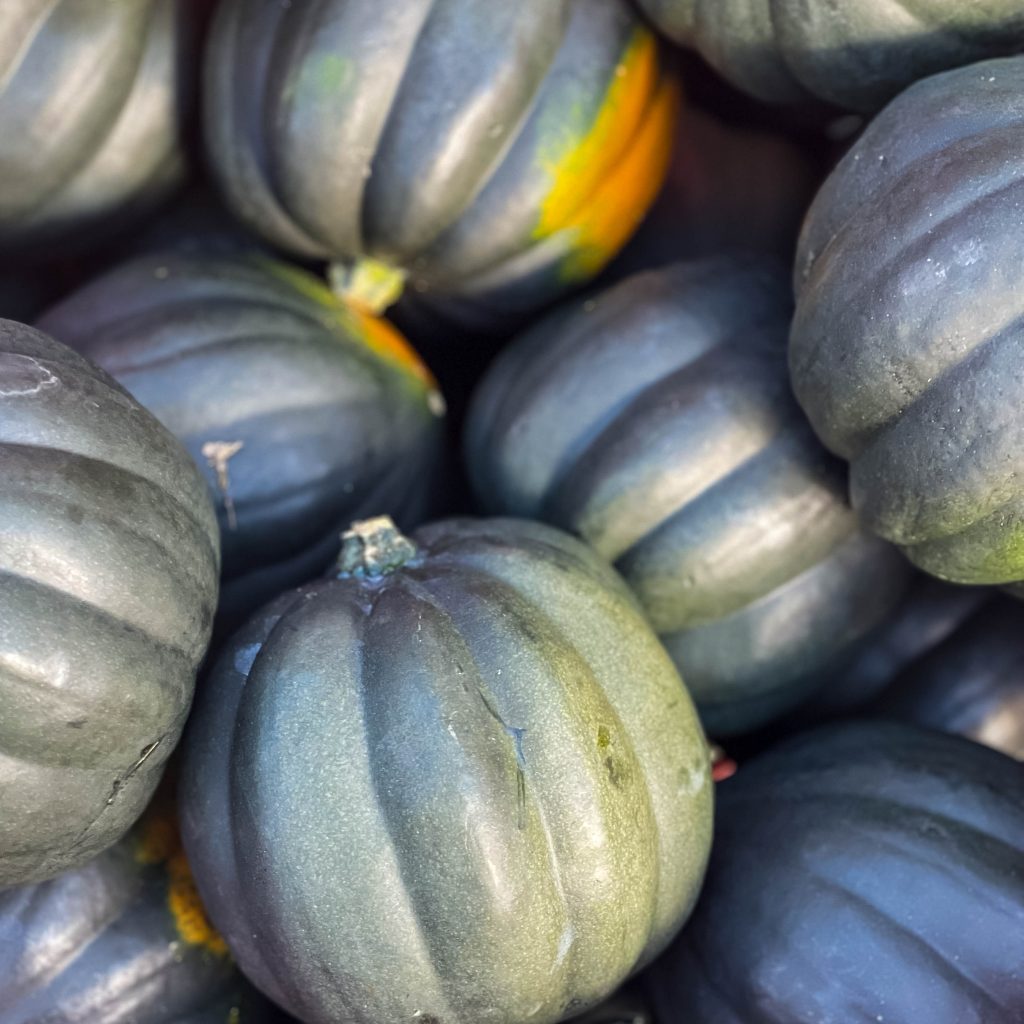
791,56 -> 1024,586
647,720 -> 1024,1023
466,260 -> 912,735
181,517 -> 712,1024
0,320 -> 219,887
204,0 -> 675,320
637,0 -> 1024,111
37,252 -> 445,621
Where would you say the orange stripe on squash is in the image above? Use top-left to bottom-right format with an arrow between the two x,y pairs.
534,29 -> 678,280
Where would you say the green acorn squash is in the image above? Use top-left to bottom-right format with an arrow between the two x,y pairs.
636,0 -> 1024,111
181,515 -> 712,1024
465,260 -> 912,735
204,0 -> 676,323
0,320 -> 219,886
38,253 -> 445,620
647,721 -> 1024,1023
0,0 -> 192,256
792,57 -> 1024,586
0,805 -> 272,1024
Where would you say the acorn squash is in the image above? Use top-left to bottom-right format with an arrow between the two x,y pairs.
38,253 -> 445,620
204,0 -> 677,323
466,260 -> 912,735
0,0 -> 192,256
181,515 -> 711,1024
792,57 -> 1024,586
647,721 -> 1024,1023
0,320 -> 219,886
637,0 -> 1024,111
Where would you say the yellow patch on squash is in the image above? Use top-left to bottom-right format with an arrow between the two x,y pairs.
257,257 -> 438,394
134,811 -> 229,957
534,28 -> 679,281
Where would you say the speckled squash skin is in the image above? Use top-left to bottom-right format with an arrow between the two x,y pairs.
38,253 -> 445,621
0,0 -> 192,256
465,261 -> 912,735
872,597 -> 1024,759
647,721 -> 1024,1023
792,58 -> 1024,586
204,0 -> 676,322
181,517 -> 712,1024
636,0 -> 1024,111
0,809 -> 272,1024
0,321 -> 219,887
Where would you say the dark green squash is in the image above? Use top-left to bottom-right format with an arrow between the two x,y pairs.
0,805 -> 272,1024
465,260 -> 912,735
647,721 -> 1024,1023
871,597 -> 1024,759
637,0 -> 1024,111
0,320 -> 219,887
38,253 -> 445,620
0,0 -> 192,256
181,516 -> 712,1024
792,57 -> 1024,586
204,0 -> 677,324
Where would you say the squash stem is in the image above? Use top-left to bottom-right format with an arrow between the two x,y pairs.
328,258 -> 407,316
337,516 -> 418,578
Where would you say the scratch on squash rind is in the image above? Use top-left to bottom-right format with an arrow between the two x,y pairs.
533,28 -> 678,282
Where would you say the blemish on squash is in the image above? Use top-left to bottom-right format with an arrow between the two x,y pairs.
534,28 -> 678,281
289,53 -> 356,104
202,440 -> 244,531
596,724 -> 612,750
135,811 -> 229,956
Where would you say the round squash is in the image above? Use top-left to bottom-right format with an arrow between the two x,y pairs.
0,0 -> 192,257
181,515 -> 712,1024
0,806 -> 271,1024
465,260 -> 912,735
792,58 -> 1024,586
636,0 -> 1024,111
204,0 -> 677,323
0,320 -> 219,887
872,597 -> 1024,759
647,720 -> 1024,1023
38,252 -> 446,621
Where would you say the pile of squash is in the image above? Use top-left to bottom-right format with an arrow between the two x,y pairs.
1,3 -> 1022,1023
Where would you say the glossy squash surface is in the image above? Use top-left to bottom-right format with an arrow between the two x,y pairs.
38,253 -> 445,619
205,0 -> 676,320
0,320 -> 219,886
182,516 -> 712,1024
466,261 -> 912,735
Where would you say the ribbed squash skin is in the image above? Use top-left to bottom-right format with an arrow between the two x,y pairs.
792,58 -> 1024,586
0,0 -> 191,255
647,721 -> 1024,1024
873,597 -> 1024,759
0,321 -> 219,887
38,253 -> 445,620
636,0 -> 1024,111
0,811 -> 269,1024
466,261 -> 911,735
204,0 -> 676,320
181,517 -> 712,1024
